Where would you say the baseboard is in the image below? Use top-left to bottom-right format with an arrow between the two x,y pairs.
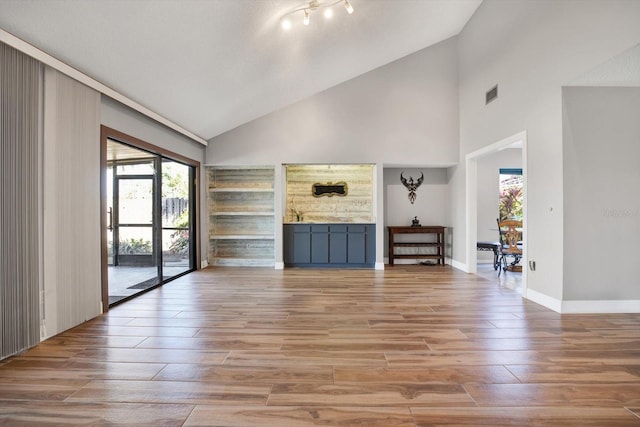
200,260 -> 208,269
375,262 -> 385,270
561,299 -> 640,313
526,288 -> 562,313
274,262 -> 284,270
450,259 -> 468,272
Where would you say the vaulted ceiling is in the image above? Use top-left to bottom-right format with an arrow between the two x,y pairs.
0,0 -> 482,141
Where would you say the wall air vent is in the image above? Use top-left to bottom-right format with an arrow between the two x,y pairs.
486,85 -> 498,104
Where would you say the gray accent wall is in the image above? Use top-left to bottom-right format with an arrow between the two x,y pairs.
101,96 -> 205,162
562,87 -> 640,300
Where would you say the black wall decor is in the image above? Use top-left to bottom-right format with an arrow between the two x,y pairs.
400,172 -> 423,204
312,181 -> 348,197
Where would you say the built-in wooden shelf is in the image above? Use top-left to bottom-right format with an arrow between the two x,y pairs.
210,212 -> 274,216
207,166 -> 275,267
209,188 -> 274,192
209,234 -> 274,240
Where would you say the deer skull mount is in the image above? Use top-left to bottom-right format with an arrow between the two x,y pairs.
400,172 -> 424,204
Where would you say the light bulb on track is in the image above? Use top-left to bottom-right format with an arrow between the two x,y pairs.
344,0 -> 354,14
280,0 -> 355,31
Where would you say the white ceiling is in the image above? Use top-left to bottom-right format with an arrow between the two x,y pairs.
0,0 -> 481,141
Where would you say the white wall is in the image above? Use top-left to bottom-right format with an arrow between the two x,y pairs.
476,149 -> 522,262
562,87 -> 640,301
455,0 -> 640,303
207,36 -> 459,166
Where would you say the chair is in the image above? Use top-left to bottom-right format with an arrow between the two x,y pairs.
497,218 -> 523,275
477,241 -> 501,270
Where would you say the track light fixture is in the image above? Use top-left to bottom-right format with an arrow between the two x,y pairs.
281,0 -> 354,30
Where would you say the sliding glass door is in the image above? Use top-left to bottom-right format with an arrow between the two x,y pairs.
105,138 -> 195,305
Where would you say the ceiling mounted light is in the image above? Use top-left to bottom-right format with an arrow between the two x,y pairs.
344,0 -> 354,14
281,0 -> 355,30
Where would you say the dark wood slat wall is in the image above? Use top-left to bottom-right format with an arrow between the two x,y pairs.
1,266 -> 640,426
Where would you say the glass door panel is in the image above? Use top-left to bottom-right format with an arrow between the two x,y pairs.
161,160 -> 192,279
112,175 -> 158,301
118,178 -> 153,225
107,140 -> 160,305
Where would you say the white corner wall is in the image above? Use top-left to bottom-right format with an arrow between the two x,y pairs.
455,0 -> 640,305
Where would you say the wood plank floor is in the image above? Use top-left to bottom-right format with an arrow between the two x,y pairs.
1,266 -> 640,426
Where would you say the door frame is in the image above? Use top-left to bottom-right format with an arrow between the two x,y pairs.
112,170 -> 157,268
100,126 -> 201,312
465,130 -> 528,296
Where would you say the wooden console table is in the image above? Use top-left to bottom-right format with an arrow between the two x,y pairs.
387,226 -> 446,266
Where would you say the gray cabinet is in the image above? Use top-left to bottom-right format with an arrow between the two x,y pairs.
283,223 -> 375,268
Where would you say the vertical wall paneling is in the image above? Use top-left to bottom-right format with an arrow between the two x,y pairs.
285,164 -> 374,223
42,67 -> 101,337
0,42 -> 41,359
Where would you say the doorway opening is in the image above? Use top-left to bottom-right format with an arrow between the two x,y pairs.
102,128 -> 198,307
465,131 -> 528,296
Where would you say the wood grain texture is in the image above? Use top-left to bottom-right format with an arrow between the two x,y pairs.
1,266 -> 639,426
285,164 -> 374,223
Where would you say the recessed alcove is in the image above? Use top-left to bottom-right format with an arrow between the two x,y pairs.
285,164 -> 374,224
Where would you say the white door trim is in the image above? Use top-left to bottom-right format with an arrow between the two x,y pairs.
465,130 -> 528,297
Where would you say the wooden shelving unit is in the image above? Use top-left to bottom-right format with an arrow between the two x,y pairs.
387,225 -> 446,266
207,166 -> 275,267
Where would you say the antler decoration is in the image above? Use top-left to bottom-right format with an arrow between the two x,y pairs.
400,172 -> 424,204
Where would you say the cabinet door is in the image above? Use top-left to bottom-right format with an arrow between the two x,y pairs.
330,230 -> 347,264
365,226 -> 376,264
292,231 -> 311,264
310,229 -> 329,264
347,230 -> 366,264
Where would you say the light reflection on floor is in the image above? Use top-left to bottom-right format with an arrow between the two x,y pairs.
475,262 -> 523,294
108,263 -> 190,305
